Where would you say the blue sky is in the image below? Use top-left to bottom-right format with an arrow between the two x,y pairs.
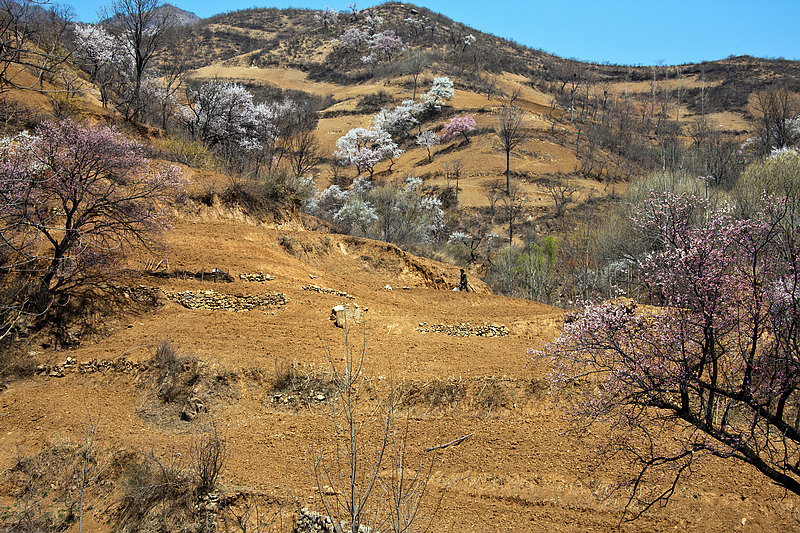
68,0 -> 800,66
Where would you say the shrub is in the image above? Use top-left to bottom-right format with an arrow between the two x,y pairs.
116,451 -> 199,532
191,423 -> 228,496
157,137 -> 218,169
152,340 -> 197,404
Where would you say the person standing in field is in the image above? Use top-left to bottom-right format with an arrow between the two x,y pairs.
459,268 -> 469,292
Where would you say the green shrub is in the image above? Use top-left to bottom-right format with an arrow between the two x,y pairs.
158,137 -> 218,169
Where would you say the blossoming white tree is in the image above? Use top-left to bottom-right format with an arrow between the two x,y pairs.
334,127 -> 402,178
423,77 -> 454,110
73,23 -> 133,108
416,130 -> 439,162
315,7 -> 339,30
372,100 -> 424,139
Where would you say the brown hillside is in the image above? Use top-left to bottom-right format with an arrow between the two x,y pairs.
172,2 -> 800,230
1,172 -> 798,530
2,2 -> 800,532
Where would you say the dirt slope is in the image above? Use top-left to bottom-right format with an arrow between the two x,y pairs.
1,196 -> 798,531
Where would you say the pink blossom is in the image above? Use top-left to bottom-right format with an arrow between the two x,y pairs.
531,190 -> 800,515
442,115 -> 477,143
0,119 -> 184,294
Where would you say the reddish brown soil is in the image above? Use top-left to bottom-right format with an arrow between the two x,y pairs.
1,202 -> 798,532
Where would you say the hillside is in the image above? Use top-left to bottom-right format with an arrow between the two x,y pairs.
167,2 -> 800,235
2,209 -> 797,532
1,1 -> 800,532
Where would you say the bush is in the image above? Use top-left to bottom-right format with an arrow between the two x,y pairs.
355,90 -> 393,113
116,451 -> 199,532
733,148 -> 800,217
268,361 -> 339,410
48,94 -> 83,120
157,137 -> 218,169
400,378 -> 467,412
215,172 -> 315,218
191,424 -> 228,496
0,438 -> 105,532
153,340 -> 198,404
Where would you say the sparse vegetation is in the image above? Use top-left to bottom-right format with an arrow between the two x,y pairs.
142,340 -> 237,424
2,1 -> 800,530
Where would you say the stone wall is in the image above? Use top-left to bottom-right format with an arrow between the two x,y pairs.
415,322 -> 509,337
303,284 -> 354,299
164,289 -> 288,311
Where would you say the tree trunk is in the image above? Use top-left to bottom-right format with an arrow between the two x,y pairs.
505,150 -> 510,195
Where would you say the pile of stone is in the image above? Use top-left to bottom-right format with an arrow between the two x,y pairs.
181,394 -> 207,421
239,272 -> 275,282
197,492 -> 221,513
37,357 -> 148,377
303,284 -> 354,299
271,392 -> 328,404
119,285 -> 161,302
416,322 -> 509,337
293,508 -> 349,533
164,289 -> 288,311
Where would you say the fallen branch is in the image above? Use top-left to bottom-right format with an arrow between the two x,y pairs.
425,433 -> 472,452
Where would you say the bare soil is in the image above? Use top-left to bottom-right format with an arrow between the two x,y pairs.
1,199 -> 798,531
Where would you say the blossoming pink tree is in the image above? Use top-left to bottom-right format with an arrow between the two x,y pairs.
0,119 -> 184,300
442,115 -> 477,144
531,190 -> 800,519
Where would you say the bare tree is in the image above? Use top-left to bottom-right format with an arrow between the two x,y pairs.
382,422 -> 439,533
542,177 -> 578,217
77,412 -> 101,533
403,49 -> 426,101
146,57 -> 187,131
443,159 -> 463,208
751,88 -> 800,154
314,325 -> 389,533
494,104 -> 527,195
106,0 -> 175,121
288,128 -> 322,178
689,118 -> 744,187
554,62 -> 584,122
0,0 -> 73,94
31,4 -> 75,89
502,181 -> 525,244
314,323 -> 441,533
484,179 -> 504,222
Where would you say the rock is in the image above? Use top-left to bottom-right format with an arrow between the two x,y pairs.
330,304 -> 364,328
239,272 -> 275,283
163,288 -> 288,311
181,396 -> 206,421
416,322 -> 509,337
